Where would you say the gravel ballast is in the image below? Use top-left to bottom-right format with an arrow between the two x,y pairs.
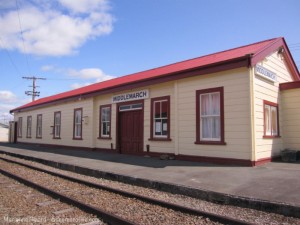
1,154 -> 300,224
0,174 -> 104,225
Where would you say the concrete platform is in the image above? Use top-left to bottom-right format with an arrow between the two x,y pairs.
0,142 -> 299,217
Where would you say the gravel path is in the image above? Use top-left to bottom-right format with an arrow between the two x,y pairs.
1,154 -> 300,225
0,174 -> 103,225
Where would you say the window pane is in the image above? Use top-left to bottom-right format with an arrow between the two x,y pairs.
154,119 -> 162,135
132,103 -> 142,109
154,102 -> 161,118
200,94 -> 210,116
265,105 -> 270,135
162,119 -> 168,135
201,117 -> 211,139
212,116 -> 220,139
271,106 -> 278,135
161,101 -> 168,118
75,110 -> 82,123
211,93 -> 220,115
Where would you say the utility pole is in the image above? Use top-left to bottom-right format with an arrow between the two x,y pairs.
22,76 -> 46,101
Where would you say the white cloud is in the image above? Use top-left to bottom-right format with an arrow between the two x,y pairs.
70,82 -> 92,89
0,91 -> 17,103
68,68 -> 115,89
68,68 -> 114,80
59,0 -> 110,14
0,0 -> 114,56
41,65 -> 55,71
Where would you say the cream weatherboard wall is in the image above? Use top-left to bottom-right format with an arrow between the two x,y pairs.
15,98 -> 94,148
252,51 -> 294,161
176,68 -> 252,160
281,88 -> 300,150
14,67 -> 254,162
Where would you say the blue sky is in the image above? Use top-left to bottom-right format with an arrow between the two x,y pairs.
0,0 -> 300,123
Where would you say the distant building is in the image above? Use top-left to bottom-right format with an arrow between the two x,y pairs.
0,123 -> 9,142
9,37 -> 300,166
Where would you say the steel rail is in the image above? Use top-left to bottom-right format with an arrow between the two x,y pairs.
0,156 -> 253,225
0,167 -> 136,225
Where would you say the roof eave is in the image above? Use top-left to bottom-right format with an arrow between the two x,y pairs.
251,37 -> 300,81
11,55 -> 250,113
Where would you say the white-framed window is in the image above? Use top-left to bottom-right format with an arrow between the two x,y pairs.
150,96 -> 170,140
100,105 -> 111,138
54,111 -> 61,138
26,116 -> 32,138
264,101 -> 279,137
18,117 -> 22,137
36,114 -> 42,138
73,108 -> 82,139
196,87 -> 225,145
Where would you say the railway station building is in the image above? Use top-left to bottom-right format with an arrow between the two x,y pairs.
9,37 -> 300,166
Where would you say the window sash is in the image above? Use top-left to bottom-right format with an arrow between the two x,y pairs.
74,109 -> 82,138
200,92 -> 221,141
36,115 -> 42,137
27,116 -> 32,138
101,106 -> 111,137
264,104 -> 278,136
54,112 -> 61,138
153,100 -> 168,137
18,117 -> 22,137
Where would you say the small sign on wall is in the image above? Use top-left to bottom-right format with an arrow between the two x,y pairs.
255,64 -> 277,82
112,89 -> 149,103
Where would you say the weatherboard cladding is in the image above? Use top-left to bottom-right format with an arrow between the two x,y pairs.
10,37 -> 300,113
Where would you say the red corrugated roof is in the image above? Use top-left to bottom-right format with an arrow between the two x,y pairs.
11,37 -> 285,112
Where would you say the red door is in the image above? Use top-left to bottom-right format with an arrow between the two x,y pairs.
119,110 -> 143,154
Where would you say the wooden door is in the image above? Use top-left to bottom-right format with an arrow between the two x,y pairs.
119,110 -> 143,154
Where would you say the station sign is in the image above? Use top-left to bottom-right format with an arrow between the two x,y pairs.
255,64 -> 277,82
112,89 -> 149,103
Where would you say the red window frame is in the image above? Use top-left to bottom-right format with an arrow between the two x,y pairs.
195,87 -> 225,145
36,114 -> 42,138
53,111 -> 61,139
26,116 -> 32,138
73,108 -> 83,140
17,117 -> 22,138
149,96 -> 171,141
263,100 -> 280,138
99,104 -> 112,139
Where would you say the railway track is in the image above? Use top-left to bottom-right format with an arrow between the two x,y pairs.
0,156 -> 251,225
0,174 -> 105,225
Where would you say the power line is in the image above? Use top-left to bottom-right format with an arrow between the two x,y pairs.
0,37 -> 22,76
22,76 -> 46,101
15,0 -> 31,75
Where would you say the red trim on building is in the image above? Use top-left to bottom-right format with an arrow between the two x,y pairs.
98,104 -> 112,139
53,111 -> 61,139
36,114 -> 42,139
280,81 -> 300,90
263,100 -> 280,138
149,96 -> 171,141
73,108 -> 83,140
115,100 -> 144,153
251,38 -> 300,81
195,87 -> 225,145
